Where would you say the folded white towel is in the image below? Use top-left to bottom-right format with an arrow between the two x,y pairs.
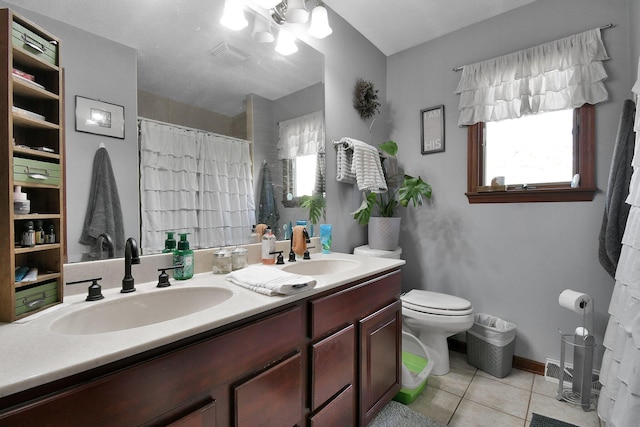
226,266 -> 317,296
350,139 -> 387,193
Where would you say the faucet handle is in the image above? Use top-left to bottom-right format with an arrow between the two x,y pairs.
67,277 -> 104,301
157,265 -> 182,288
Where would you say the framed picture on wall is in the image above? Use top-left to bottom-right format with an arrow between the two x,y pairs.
75,96 -> 125,139
420,105 -> 444,154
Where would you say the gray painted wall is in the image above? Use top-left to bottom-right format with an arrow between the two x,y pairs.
385,0 -> 634,364
2,2 -> 139,263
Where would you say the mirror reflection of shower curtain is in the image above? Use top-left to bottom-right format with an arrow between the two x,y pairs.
139,119 -> 255,254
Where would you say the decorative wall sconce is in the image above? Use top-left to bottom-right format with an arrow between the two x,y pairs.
221,0 -> 333,55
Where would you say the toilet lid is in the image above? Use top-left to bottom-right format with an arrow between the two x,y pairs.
401,290 -> 473,316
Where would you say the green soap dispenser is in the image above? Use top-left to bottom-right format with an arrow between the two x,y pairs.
173,233 -> 194,280
163,231 -> 176,253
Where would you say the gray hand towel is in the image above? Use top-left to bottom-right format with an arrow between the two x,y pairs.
79,147 -> 125,257
598,99 -> 636,278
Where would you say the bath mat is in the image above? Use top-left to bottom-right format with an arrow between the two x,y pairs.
529,413 -> 579,427
368,400 -> 446,427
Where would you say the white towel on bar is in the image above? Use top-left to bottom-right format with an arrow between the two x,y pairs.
350,138 -> 387,193
226,265 -> 317,296
335,138 -> 356,183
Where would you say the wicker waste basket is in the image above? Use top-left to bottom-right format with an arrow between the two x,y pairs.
467,313 -> 517,378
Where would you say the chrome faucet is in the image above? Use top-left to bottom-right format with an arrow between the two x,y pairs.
121,237 -> 140,293
96,233 -> 115,259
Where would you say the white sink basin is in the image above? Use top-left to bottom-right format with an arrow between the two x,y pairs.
280,258 -> 361,276
50,287 -> 233,335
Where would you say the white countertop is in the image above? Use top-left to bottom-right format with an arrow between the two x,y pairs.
0,252 -> 404,399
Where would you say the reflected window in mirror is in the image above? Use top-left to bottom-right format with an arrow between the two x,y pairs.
277,111 -> 325,207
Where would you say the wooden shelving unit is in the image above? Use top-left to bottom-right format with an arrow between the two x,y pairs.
0,9 -> 64,322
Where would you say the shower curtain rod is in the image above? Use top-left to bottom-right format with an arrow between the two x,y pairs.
452,23 -> 614,72
138,117 -> 249,144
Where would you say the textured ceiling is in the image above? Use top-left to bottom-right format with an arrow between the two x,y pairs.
323,0 -> 540,56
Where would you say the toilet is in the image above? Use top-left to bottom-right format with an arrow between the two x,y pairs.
354,244 -> 474,376
401,290 -> 473,375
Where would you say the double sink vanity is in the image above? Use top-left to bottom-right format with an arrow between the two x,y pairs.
0,250 -> 404,426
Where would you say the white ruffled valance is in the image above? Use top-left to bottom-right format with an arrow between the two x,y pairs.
139,119 -> 255,254
455,28 -> 609,126
277,110 -> 325,159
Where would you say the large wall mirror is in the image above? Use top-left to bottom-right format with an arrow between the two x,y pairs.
4,0 -> 325,262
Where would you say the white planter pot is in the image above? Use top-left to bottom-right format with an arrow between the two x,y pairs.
368,217 -> 401,250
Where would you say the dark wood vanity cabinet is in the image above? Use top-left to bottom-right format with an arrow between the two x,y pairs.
308,270 -> 402,427
0,269 -> 402,427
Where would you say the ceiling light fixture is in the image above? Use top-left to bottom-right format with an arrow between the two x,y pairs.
221,0 -> 332,56
275,27 -> 298,55
307,4 -> 332,39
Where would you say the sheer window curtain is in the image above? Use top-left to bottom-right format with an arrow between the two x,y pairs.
455,28 -> 609,126
139,119 -> 255,254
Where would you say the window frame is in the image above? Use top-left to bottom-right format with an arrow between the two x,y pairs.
466,104 -> 597,203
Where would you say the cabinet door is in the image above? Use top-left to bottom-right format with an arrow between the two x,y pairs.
310,324 -> 355,410
359,300 -> 402,426
234,352 -> 302,427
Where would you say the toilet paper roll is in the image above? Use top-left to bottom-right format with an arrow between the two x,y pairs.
559,289 -> 592,313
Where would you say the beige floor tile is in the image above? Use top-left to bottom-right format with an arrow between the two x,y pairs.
476,368 -> 534,391
427,366 -> 476,397
449,398 -> 526,427
449,350 -> 478,374
532,374 -> 561,398
409,384 -> 461,425
464,375 -> 531,419
528,391 -> 600,427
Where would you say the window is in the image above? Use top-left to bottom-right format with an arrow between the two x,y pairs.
282,154 -> 318,206
466,104 -> 596,203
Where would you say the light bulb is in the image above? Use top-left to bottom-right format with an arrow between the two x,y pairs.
220,0 -> 248,31
275,28 -> 298,55
286,0 -> 308,24
252,15 -> 275,43
308,5 -> 332,39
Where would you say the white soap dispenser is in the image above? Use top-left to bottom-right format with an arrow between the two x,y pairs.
13,186 -> 30,214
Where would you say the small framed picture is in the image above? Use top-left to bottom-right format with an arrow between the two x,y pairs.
75,96 -> 125,139
420,105 -> 444,154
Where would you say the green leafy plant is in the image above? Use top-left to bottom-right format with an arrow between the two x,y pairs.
299,193 -> 326,225
352,140 -> 432,226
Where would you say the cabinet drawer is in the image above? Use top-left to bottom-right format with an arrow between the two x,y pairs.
309,385 -> 354,427
15,280 -> 58,316
234,352 -> 302,427
12,20 -> 58,65
310,270 -> 401,339
13,157 -> 61,186
310,324 -> 354,410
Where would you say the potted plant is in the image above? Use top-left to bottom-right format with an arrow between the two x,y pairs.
352,140 -> 432,250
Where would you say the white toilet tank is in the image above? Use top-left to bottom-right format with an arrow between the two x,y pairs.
353,244 -> 402,259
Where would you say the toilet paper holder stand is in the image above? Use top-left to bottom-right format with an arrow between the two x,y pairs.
556,296 -> 596,412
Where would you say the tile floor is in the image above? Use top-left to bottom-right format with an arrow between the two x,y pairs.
408,351 -> 602,427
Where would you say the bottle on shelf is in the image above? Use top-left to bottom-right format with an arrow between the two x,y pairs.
163,231 -> 176,253
21,221 -> 35,248
34,220 -> 44,245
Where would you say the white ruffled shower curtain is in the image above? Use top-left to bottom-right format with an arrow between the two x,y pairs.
139,119 -> 255,254
597,62 -> 640,427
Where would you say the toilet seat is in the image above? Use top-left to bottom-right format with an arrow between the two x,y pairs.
401,290 -> 473,316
